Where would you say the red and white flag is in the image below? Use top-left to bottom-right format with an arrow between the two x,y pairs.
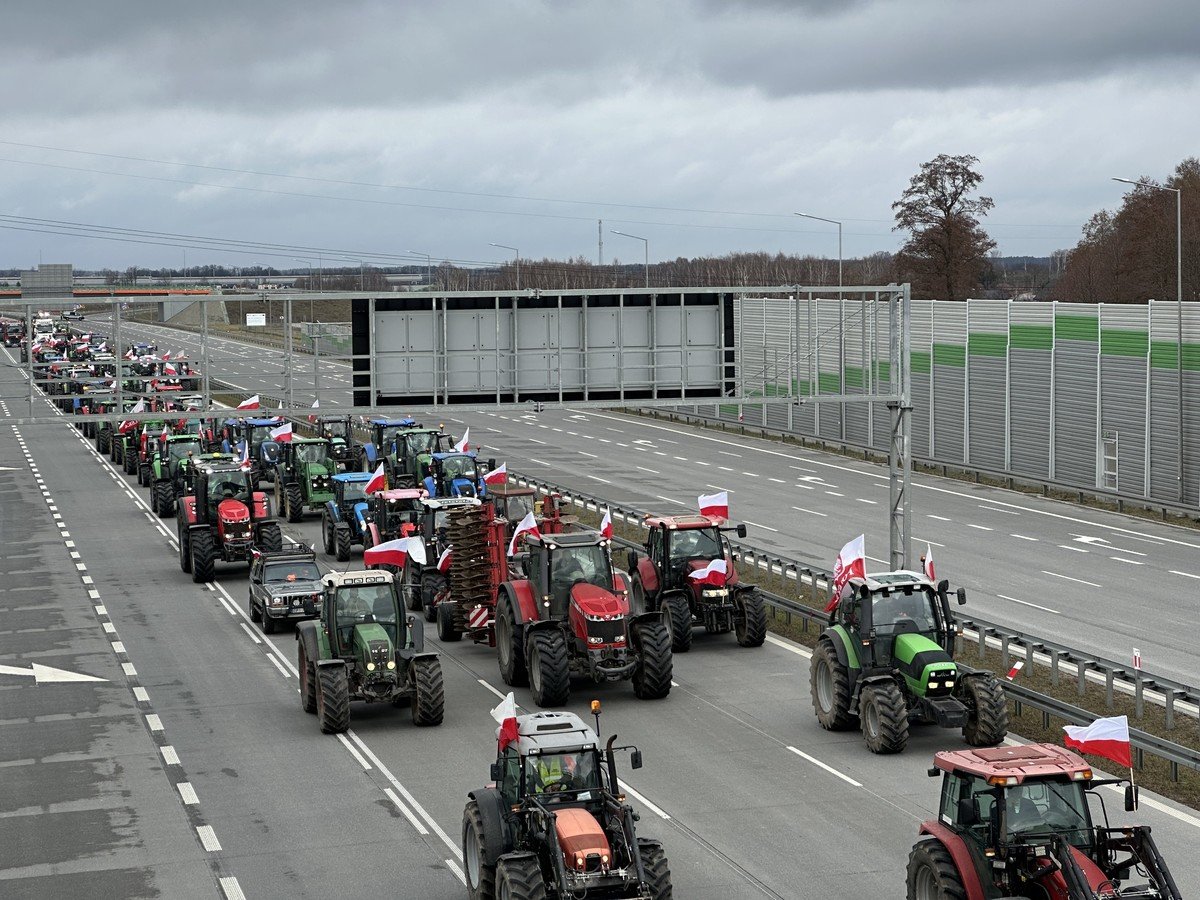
123,349 -> 134,359
437,546 -> 453,573
923,542 -> 936,582
453,427 -> 470,453
365,463 -> 387,495
508,511 -> 541,556
1063,715 -> 1132,769
689,557 -> 728,586
483,461 -> 508,486
363,535 -> 427,569
825,534 -> 866,613
269,421 -> 293,443
239,441 -> 252,471
491,691 -> 519,751
163,362 -> 178,376
599,510 -> 613,540
237,394 -> 260,410
698,490 -> 729,520
161,350 -> 171,360
308,399 -> 320,423
160,424 -> 170,443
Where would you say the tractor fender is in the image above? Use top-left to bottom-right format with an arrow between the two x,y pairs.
399,648 -> 439,668
367,522 -> 382,546
221,438 -> 232,454
405,614 -> 426,652
524,618 -> 562,639
363,442 -> 377,465
423,475 -> 437,497
250,491 -> 270,520
180,497 -> 198,525
504,579 -> 540,624
629,610 -> 666,631
822,625 -> 861,670
466,787 -> 514,865
612,570 -> 629,594
295,619 -> 323,662
635,557 -> 659,595
914,825 -> 987,900
316,658 -> 346,669
324,500 -> 341,523
353,501 -> 370,532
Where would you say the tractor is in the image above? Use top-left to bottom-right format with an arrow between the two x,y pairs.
387,426 -> 455,487
626,514 -> 765,653
810,569 -> 1009,754
495,530 -> 672,707
489,485 -> 578,540
362,488 -> 428,553
148,433 -> 208,517
397,496 -> 483,622
272,436 -> 337,522
221,417 -> 285,485
177,461 -> 283,583
314,415 -> 356,471
294,569 -> 444,733
462,705 -> 671,900
356,417 -> 421,472
321,471 -> 373,562
907,743 -> 1182,900
423,451 -> 494,499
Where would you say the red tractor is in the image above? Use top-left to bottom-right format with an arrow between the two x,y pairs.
626,514 -> 765,652
907,743 -> 1182,900
177,461 -> 283,582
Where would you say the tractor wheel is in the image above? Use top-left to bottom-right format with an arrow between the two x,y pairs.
661,593 -> 693,653
190,529 -> 215,584
528,630 -> 570,707
153,482 -> 174,519
860,680 -> 910,754
97,430 -> 110,455
496,598 -> 528,687
495,855 -> 547,900
403,568 -> 423,612
735,588 -> 767,648
335,523 -> 352,562
298,644 -> 318,714
437,602 -> 463,643
638,840 -> 674,900
317,664 -> 351,734
258,523 -> 283,553
810,639 -> 856,731
249,593 -> 261,622
409,656 -> 445,726
178,522 -> 192,573
906,839 -> 968,900
422,571 -> 448,623
961,676 -> 1010,747
462,800 -> 497,900
285,483 -> 304,523
322,515 -> 335,555
630,578 -> 647,614
138,462 -> 151,487
124,449 -> 137,475
112,439 -> 122,463
631,621 -> 672,700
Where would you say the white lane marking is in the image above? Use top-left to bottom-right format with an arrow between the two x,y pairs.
1111,556 -> 1144,566
1102,785 -> 1200,829
980,505 -> 1021,515
927,515 -> 951,521
1042,570 -> 1101,588
635,466 -> 659,474
766,634 -> 812,658
1170,570 -> 1200,580
95,605 -> 107,615
267,654 -> 291,677
529,458 -> 550,466
161,746 -> 181,766
132,687 -> 150,703
966,524 -> 992,531
913,538 -> 945,547
477,678 -> 508,701
196,825 -> 222,852
654,495 -> 688,507
240,623 -> 262,644
792,506 -> 828,517
996,594 -> 1060,615
740,471 -> 760,477
1010,534 -> 1039,542
178,782 -> 200,805
112,641 -> 126,654
579,451 -> 598,458
694,460 -> 711,466
674,456 -> 689,462
337,734 -> 373,770
587,475 -> 612,484
1125,535 -> 1164,546
528,437 -> 546,445
856,498 -> 877,505
717,465 -> 733,472
220,876 -> 248,900
444,857 -> 467,886
349,734 -> 459,854
825,491 -> 843,497
787,746 -> 863,788
121,663 -> 137,677
103,622 -> 117,634
617,779 -> 671,819
1058,545 -> 1089,553
768,477 -> 786,483
744,520 -> 779,533
718,450 -> 740,457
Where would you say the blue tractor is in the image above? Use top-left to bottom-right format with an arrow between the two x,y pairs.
221,417 -> 285,486
422,451 -> 494,499
322,471 -> 373,562
356,418 -> 419,472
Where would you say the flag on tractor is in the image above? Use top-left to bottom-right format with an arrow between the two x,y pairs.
269,422 -> 293,443
508,511 -> 541,556
483,461 -> 508,486
599,510 -> 613,540
237,394 -> 260,410
308,399 -> 320,423
453,428 -> 470,453
1063,715 -> 1132,769
437,546 -> 453,573
923,543 -> 936,581
363,535 -> 427,569
698,490 -> 729,520
825,534 -> 866,613
365,463 -> 387,494
491,692 -> 519,751
689,557 -> 728,586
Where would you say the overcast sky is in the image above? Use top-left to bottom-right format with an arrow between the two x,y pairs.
2,0 -> 1197,272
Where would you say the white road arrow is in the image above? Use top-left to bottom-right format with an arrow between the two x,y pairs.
1072,535 -> 1111,546
0,663 -> 108,684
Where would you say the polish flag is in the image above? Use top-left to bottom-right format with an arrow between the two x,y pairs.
689,557 -> 728,586
698,490 -> 729,520
491,691 -> 519,751
599,510 -> 613,540
825,534 -> 866,613
269,422 -> 293,443
437,545 -> 453,573
237,394 -> 260,410
238,440 -> 252,471
1063,715 -> 1132,769
363,535 -> 427,569
119,397 -> 146,432
123,349 -> 134,360
483,462 -> 508,486
160,424 -> 170,443
365,463 -> 387,495
308,399 -> 320,423
453,427 -> 470,453
508,511 -> 541,556
1006,660 -> 1024,681
161,351 -> 171,361
923,543 -> 936,582
163,362 -> 178,376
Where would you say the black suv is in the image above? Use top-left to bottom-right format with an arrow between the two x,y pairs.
248,544 -> 324,634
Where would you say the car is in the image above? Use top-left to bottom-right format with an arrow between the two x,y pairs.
62,311 -> 84,320
248,544 -> 324,633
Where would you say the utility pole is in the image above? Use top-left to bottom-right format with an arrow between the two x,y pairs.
598,219 -> 603,265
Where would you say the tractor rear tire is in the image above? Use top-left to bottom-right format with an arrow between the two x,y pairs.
285,483 -> 304,523
810,639 -> 856,731
631,621 -> 673,700
112,439 -> 122,463
97,430 -> 110,455
860,680 -> 909,754
638,840 -> 674,900
124,449 -> 137,475
735,588 -> 767,648
463,800 -> 497,900
258,523 -> 283,553
335,523 -> 352,562
138,462 -> 151,487
410,656 -> 445,726
153,482 -> 174,519
298,644 -> 317,714
178,522 -> 192,573
322,516 -> 335,555
190,529 -> 215,584
906,839 -> 968,900
495,856 -> 547,900
662,593 -> 693,653
317,664 -> 351,734
437,601 -> 463,642
422,571 -> 448,623
496,598 -> 528,687
528,630 -> 570,707
630,578 -> 647,614
961,676 -> 1010,747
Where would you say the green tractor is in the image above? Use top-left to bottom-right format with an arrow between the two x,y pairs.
273,437 -> 337,522
294,569 -> 444,734
148,433 -> 208,517
313,415 -> 356,471
810,570 -> 1008,755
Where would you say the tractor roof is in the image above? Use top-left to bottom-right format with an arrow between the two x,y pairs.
198,462 -> 249,476
487,484 -> 536,498
432,451 -> 476,461
420,496 -> 482,510
371,417 -> 418,427
933,744 -> 1093,784
851,570 -> 934,593
376,488 -> 428,501
511,711 -> 599,756
322,569 -> 394,589
290,435 -> 327,445
333,471 -> 372,483
244,417 -> 284,427
643,514 -> 723,529
528,531 -> 606,550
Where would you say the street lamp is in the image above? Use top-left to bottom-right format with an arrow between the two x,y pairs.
489,242 -> 520,291
794,212 -> 843,300
611,231 -> 649,288
1113,176 -> 1185,501
408,249 -> 432,289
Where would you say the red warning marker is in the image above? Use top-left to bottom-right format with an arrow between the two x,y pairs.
1006,660 -> 1024,681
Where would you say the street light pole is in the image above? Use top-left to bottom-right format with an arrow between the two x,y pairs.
408,250 -> 432,289
1114,177 -> 1185,501
489,242 -> 520,291
794,212 -> 843,299
611,231 -> 649,288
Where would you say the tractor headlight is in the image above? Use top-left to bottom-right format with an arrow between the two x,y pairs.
366,662 -> 376,672
386,660 -> 396,670
588,636 -> 604,645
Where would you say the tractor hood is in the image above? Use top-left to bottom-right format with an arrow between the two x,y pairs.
449,477 -> 479,497
893,632 -> 957,695
570,583 -> 628,618
555,808 -> 611,872
352,622 -> 397,680
217,499 -> 250,524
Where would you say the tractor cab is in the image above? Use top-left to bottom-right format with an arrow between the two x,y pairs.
525,533 -> 617,619
390,427 -> 454,486
315,416 -> 355,468
359,417 -> 420,470
159,435 -> 204,477
638,515 -> 745,594
327,571 -> 405,653
424,451 -> 493,499
838,571 -> 961,670
367,488 -> 428,543
322,472 -> 375,560
495,712 -> 607,806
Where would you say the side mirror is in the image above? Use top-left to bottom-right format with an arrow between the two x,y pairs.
490,762 -> 503,782
736,523 -> 747,538
956,587 -> 967,606
957,796 -> 980,827
627,549 -> 639,571
488,458 -> 496,470
1125,784 -> 1138,812
630,750 -> 643,770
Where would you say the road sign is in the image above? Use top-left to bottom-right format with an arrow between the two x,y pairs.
245,313 -> 266,327
0,662 -> 108,684
1133,648 -> 1142,671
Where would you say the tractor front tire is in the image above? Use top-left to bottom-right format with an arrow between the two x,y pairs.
735,588 -> 767,648
638,840 -> 674,900
422,571 -> 448,623
190,529 -> 215,584
322,516 -> 335,555
495,856 -> 547,900
334,523 -> 352,562
124,449 -> 137,475
178,523 -> 192,573
138,462 -> 151,487
410,656 -> 445,726
298,644 -> 317,714
437,601 -> 463,642
860,680 -> 909,754
463,800 -> 497,900
285,483 -> 304,523
906,839 -> 968,900
403,569 -> 423,612
810,639 -> 856,731
661,593 -> 693,653
961,676 -> 1010,747
528,630 -> 570,707
97,430 -> 110,455
631,621 -> 673,700
317,665 -> 351,734
496,598 -> 528,687
258,523 -> 283,553
153,482 -> 174,519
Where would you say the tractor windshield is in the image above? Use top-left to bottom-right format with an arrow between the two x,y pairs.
871,587 -> 939,634
440,455 -> 478,482
168,439 -> 202,461
249,425 -> 274,448
669,527 -> 723,562
335,584 -> 397,627
524,751 -> 601,797
500,493 -> 536,523
294,442 -> 329,465
1005,781 -> 1091,847
379,426 -> 406,450
550,545 -> 613,605
265,562 -> 321,583
402,431 -> 437,456
384,499 -> 421,531
321,420 -> 350,440
208,476 -> 249,506
340,481 -> 367,502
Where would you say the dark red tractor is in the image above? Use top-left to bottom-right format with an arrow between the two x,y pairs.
177,461 -> 283,583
